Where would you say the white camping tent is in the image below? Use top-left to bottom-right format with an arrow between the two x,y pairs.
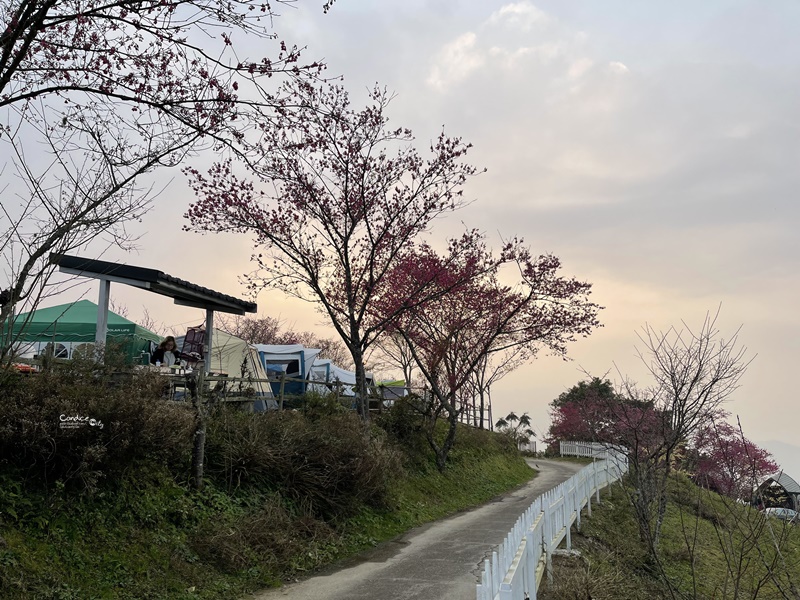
176,327 -> 275,411
308,358 -> 333,395
304,356 -> 357,396
309,360 -> 375,398
254,344 -> 372,399
329,363 -> 358,396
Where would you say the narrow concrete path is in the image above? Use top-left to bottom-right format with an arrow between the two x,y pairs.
249,459 -> 583,600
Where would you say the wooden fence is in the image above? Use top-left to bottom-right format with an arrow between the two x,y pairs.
476,444 -> 628,600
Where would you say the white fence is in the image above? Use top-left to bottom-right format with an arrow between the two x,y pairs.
559,440 -> 626,461
476,444 -> 628,600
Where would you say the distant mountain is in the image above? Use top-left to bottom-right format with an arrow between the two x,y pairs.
758,440 -> 800,481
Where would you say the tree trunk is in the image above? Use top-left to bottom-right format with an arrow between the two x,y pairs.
190,373 -> 206,490
192,420 -> 206,490
652,454 -> 673,550
434,408 -> 459,472
351,344 -> 369,421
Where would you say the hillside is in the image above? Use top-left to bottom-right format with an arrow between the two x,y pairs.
0,367 -> 534,600
540,474 -> 800,599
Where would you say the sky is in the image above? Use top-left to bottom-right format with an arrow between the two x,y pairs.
38,1 -> 799,475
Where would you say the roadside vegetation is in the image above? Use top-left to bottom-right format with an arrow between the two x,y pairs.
0,360 -> 533,600
540,475 -> 800,599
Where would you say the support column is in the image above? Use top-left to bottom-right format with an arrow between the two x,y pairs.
96,279 -> 111,358
204,309 -> 214,374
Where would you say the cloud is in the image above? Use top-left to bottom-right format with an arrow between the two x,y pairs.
608,61 -> 630,74
427,3 -> 605,93
567,57 -> 594,79
489,42 -> 565,70
426,32 -> 485,90
489,2 -> 550,31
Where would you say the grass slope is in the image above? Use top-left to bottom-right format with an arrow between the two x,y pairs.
541,474 -> 800,600
0,423 -> 533,600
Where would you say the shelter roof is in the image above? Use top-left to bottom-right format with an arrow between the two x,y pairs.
50,253 -> 256,315
762,472 -> 800,495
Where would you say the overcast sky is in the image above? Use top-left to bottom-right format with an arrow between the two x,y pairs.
50,1 -> 799,475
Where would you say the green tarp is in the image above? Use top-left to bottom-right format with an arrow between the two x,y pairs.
5,300 -> 161,361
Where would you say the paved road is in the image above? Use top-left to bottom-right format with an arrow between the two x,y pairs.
249,459 -> 583,600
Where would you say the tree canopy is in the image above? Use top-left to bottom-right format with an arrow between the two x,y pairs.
185,81 -> 482,414
0,0 -> 327,362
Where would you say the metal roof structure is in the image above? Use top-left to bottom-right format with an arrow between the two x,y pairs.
763,472 -> 800,495
50,254 -> 256,315
758,471 -> 800,510
49,253 -> 257,371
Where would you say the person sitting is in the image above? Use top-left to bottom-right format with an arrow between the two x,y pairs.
150,336 -> 180,367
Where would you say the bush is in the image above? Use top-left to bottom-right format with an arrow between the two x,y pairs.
0,358 -> 194,493
204,407 -> 401,519
191,491 -> 338,575
299,391 -> 350,421
375,396 -> 429,464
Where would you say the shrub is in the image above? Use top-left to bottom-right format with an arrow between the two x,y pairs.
299,391 -> 350,421
191,492 -> 338,575
204,407 -> 401,519
0,358 -> 194,493
375,396 -> 429,463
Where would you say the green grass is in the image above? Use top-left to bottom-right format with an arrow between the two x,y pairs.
344,451 -> 535,550
540,474 -> 800,600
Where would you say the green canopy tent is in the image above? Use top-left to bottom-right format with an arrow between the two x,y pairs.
5,300 -> 161,362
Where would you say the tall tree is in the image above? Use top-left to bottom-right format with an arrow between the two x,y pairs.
0,0 -> 326,363
383,238 -> 601,470
460,348 -> 528,429
373,333 -> 416,388
618,310 -> 752,551
545,377 -> 631,446
185,81 -> 481,416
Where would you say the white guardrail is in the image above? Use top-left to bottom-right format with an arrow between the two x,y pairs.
476,442 -> 628,600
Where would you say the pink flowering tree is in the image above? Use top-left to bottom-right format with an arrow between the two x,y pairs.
0,0 -> 328,363
382,237 -> 601,470
185,82 -> 482,416
692,418 -> 778,500
546,378 -> 625,446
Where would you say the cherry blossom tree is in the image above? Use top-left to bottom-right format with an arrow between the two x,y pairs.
0,0 -> 327,363
185,81 -> 482,416
692,417 -> 778,500
383,237 -> 601,470
545,377 -> 625,446
217,315 -> 291,346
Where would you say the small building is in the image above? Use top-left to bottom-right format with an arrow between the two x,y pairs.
756,472 -> 800,510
